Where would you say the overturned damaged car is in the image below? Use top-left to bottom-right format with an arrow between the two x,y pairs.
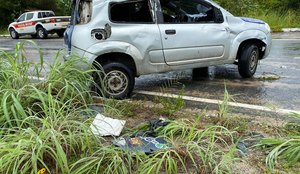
65,0 -> 272,99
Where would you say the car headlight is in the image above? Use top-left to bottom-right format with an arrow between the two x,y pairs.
265,23 -> 271,33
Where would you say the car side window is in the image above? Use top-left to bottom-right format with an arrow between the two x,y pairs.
160,0 -> 218,23
17,14 -> 26,22
26,13 -> 34,20
110,0 -> 153,23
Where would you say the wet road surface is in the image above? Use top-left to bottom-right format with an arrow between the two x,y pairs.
135,38 -> 300,111
0,33 -> 300,111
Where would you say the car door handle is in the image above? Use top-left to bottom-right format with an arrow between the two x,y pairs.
165,29 -> 176,35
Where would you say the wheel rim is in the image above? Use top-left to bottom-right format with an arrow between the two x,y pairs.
38,29 -> 44,38
11,30 -> 16,38
104,70 -> 128,96
249,50 -> 258,72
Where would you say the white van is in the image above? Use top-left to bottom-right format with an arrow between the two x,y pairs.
64,0 -> 272,99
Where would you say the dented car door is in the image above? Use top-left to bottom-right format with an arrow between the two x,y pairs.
157,0 -> 231,66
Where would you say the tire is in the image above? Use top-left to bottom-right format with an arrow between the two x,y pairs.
36,27 -> 48,39
192,67 -> 209,81
96,62 -> 135,99
238,44 -> 259,78
56,30 -> 65,37
9,28 -> 19,39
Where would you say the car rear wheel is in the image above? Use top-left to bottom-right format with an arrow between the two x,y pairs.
37,27 -> 48,39
10,29 -> 19,39
238,44 -> 259,78
95,62 -> 135,99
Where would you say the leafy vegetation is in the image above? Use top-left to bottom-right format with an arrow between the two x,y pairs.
154,89 -> 185,116
1,42 -> 300,173
258,112 -> 300,170
215,0 -> 300,31
103,99 -> 140,118
0,27 -> 8,35
0,0 -> 299,30
0,0 -> 71,27
0,42 -> 239,173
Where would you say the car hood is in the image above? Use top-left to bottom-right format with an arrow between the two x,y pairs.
8,22 -> 17,27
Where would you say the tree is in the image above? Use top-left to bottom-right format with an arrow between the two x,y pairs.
0,0 -> 72,27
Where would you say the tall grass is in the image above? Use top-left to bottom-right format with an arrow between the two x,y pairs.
250,10 -> 300,32
0,41 -> 238,174
0,41 -> 102,173
154,88 -> 185,116
153,116 -> 237,173
258,112 -> 300,169
215,0 -> 300,31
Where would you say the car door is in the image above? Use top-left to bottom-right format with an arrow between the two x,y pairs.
157,0 -> 230,66
24,13 -> 35,33
14,13 -> 27,34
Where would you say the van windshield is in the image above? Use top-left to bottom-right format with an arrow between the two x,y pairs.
71,0 -> 92,25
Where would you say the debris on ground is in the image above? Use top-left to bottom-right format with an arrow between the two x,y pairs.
113,136 -> 171,153
257,73 -> 280,81
134,118 -> 170,137
113,118 -> 171,153
237,132 -> 265,156
90,113 -> 126,136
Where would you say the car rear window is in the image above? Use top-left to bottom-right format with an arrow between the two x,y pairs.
38,12 -> 55,18
110,0 -> 153,23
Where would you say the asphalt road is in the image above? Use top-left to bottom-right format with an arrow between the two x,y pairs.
1,33 -> 300,111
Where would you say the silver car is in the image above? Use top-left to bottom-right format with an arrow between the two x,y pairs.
65,0 -> 272,99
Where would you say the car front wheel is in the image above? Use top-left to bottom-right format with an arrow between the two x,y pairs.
10,29 -> 19,39
238,44 -> 259,78
37,27 -> 48,39
96,62 -> 135,99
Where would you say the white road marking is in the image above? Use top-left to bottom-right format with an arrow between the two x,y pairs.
0,47 -> 12,51
135,90 -> 300,115
25,76 -> 300,115
294,57 -> 300,59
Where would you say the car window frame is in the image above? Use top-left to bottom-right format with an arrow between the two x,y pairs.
108,0 -> 156,24
156,0 -> 224,24
26,13 -> 34,20
17,13 -> 26,22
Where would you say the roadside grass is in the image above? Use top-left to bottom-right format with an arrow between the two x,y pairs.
248,10 -> 300,32
1,41 -> 300,173
0,27 -> 8,35
154,87 -> 185,116
210,85 -> 248,133
0,41 -> 102,173
103,99 -> 141,118
258,112 -> 300,170
0,42 -> 237,174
